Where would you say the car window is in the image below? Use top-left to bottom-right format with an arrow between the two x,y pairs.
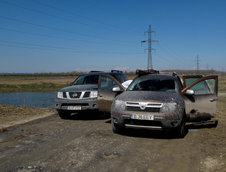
127,77 -> 179,93
73,75 -> 99,85
111,74 -> 128,83
190,79 -> 214,95
100,76 -> 118,92
84,75 -> 99,84
184,77 -> 200,87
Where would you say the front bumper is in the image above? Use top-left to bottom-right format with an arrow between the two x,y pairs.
111,111 -> 183,130
55,97 -> 98,111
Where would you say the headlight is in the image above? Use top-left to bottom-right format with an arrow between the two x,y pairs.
90,91 -> 98,98
161,102 -> 177,113
57,92 -> 63,99
114,100 -> 126,110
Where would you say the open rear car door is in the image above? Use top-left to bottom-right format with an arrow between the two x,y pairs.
182,75 -> 218,121
98,74 -> 125,113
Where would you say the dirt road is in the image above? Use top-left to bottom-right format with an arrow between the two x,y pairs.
0,96 -> 226,172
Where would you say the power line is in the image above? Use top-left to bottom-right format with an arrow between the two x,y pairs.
0,40 -> 144,55
0,0 -> 96,29
0,0 -> 139,35
32,0 -> 140,34
0,40 -> 79,51
0,15 -> 130,43
0,27 -> 123,46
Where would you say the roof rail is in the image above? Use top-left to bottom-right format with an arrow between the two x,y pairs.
89,71 -> 103,73
111,70 -> 123,73
136,69 -> 159,76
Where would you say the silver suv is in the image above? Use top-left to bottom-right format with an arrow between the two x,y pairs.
55,70 -> 128,119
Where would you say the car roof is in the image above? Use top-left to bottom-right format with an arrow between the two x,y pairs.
80,71 -> 124,76
137,73 -> 177,79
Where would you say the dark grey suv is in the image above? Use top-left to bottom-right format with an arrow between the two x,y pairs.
55,70 -> 128,118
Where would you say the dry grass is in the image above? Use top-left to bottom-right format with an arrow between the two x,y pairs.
219,76 -> 226,92
0,104 -> 56,129
0,76 -> 76,85
0,74 -> 225,93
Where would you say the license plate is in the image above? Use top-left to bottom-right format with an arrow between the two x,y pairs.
131,114 -> 154,120
67,106 -> 81,110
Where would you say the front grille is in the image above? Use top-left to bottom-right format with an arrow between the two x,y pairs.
61,103 -> 89,106
125,101 -> 162,113
63,92 -> 67,98
69,92 -> 81,98
126,106 -> 160,112
124,119 -> 162,127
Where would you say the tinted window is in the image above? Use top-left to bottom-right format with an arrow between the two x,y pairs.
127,76 -> 179,93
185,77 -> 201,87
190,79 -> 214,95
100,76 -> 118,92
73,75 -> 99,85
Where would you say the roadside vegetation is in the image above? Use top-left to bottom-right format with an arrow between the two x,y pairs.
0,71 -> 225,93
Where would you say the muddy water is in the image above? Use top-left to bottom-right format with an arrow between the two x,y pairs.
0,92 -> 56,108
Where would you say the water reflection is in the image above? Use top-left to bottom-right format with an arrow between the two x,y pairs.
0,92 -> 56,108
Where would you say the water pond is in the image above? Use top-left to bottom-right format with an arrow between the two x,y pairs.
0,92 -> 56,108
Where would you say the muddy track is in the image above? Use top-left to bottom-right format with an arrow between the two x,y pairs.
0,106 -> 225,172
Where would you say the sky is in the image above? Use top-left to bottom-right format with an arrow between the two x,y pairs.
0,0 -> 226,73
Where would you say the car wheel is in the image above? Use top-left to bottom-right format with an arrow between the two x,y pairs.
58,110 -> 71,119
111,119 -> 123,134
175,115 -> 186,138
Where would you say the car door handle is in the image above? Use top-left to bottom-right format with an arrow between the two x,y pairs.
209,98 -> 217,102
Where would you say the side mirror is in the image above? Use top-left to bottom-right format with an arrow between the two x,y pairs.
185,89 -> 195,95
112,86 -> 121,92
70,82 -> 74,86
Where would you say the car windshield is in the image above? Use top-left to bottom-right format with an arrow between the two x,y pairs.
73,75 -> 99,85
127,76 -> 179,93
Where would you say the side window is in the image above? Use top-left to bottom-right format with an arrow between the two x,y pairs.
100,76 -> 118,92
185,78 -> 200,87
190,79 -> 215,95
85,75 -> 99,84
206,79 -> 216,94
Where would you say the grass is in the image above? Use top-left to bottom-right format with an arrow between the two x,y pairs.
0,74 -> 225,93
218,76 -> 226,92
0,76 -> 76,93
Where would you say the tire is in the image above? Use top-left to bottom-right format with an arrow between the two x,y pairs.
58,110 -> 71,119
112,119 -> 124,134
175,115 -> 186,138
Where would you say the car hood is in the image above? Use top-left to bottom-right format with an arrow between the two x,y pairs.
115,91 -> 183,103
59,84 -> 98,92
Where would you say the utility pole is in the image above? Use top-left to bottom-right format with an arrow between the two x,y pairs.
141,25 -> 158,69
196,55 -> 200,73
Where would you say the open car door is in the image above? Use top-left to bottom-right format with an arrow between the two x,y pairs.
182,75 -> 218,121
98,74 -> 125,113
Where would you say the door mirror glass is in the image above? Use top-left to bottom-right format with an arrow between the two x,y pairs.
185,89 -> 194,95
112,86 -> 121,92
